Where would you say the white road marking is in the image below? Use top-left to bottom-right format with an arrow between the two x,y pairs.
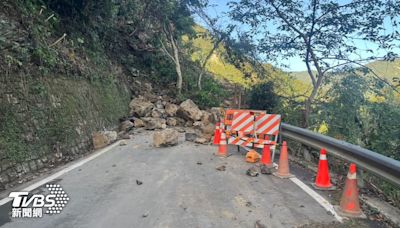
290,177 -> 344,223
0,141 -> 120,206
270,161 -> 343,222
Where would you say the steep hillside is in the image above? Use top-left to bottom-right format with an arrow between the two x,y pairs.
186,25 -> 310,101
0,0 -> 208,189
290,70 -> 313,83
186,26 -> 279,87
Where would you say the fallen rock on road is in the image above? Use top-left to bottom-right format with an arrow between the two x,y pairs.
260,165 -> 273,175
129,96 -> 154,117
177,99 -> 202,121
216,165 -> 226,171
153,129 -> 179,147
246,166 -> 259,177
185,132 -> 197,142
92,131 -> 118,149
142,117 -> 167,130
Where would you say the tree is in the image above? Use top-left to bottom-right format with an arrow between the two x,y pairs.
156,0 -> 197,95
248,81 -> 279,112
190,1 -> 236,90
160,22 -> 185,95
229,0 -> 400,126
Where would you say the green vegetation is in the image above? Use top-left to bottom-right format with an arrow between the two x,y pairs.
248,82 -> 279,113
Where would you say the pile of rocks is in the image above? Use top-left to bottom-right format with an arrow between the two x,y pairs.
118,94 -> 224,147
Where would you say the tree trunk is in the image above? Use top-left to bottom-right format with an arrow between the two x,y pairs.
238,88 -> 242,109
303,80 -> 320,127
170,34 -> 182,95
198,43 -> 219,90
198,71 -> 204,90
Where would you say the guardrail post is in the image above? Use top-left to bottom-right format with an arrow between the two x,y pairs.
303,146 -> 312,162
357,168 -> 365,188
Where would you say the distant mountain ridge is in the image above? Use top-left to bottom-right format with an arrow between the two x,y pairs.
290,59 -> 400,84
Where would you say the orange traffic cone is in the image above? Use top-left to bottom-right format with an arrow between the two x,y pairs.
216,131 -> 228,157
260,145 -> 273,168
213,122 -> 221,145
273,141 -> 294,178
312,148 -> 335,190
336,163 -> 365,218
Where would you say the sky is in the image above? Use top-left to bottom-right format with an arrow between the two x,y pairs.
197,0 -> 399,72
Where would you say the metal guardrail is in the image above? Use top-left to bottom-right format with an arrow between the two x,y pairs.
281,123 -> 400,187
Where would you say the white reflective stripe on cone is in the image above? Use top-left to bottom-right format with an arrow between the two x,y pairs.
320,154 -> 327,160
347,172 -> 357,180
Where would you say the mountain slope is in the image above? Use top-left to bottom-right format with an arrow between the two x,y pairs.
366,59 -> 400,83
290,59 -> 400,85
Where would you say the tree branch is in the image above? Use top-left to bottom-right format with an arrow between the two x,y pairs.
160,39 -> 176,64
268,0 -> 306,39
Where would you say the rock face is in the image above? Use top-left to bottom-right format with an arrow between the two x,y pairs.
92,131 -> 117,149
153,129 -> 179,147
142,117 -> 166,130
177,99 -> 202,121
165,103 -> 179,117
129,97 -> 154,117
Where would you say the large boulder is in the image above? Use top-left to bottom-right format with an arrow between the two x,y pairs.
104,131 -> 118,142
119,120 -> 134,132
129,96 -> 154,117
201,123 -> 215,135
193,121 -> 215,135
134,118 -> 145,128
153,129 -> 179,147
92,131 -> 118,149
185,131 -> 212,144
142,117 -> 167,130
185,132 -> 197,142
177,99 -> 202,121
201,111 -> 213,124
165,103 -> 179,117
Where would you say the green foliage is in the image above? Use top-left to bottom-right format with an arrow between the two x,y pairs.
32,46 -> 59,68
0,105 -> 30,162
312,75 -> 400,160
248,81 -> 279,113
190,76 -> 225,108
186,25 -> 287,89
229,0 -> 399,65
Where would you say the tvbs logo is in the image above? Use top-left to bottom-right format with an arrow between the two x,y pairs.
9,184 -> 69,218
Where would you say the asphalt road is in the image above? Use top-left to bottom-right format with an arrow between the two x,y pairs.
0,131 -> 336,228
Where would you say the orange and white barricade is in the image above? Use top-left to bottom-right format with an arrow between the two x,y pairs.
226,110 -> 282,162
